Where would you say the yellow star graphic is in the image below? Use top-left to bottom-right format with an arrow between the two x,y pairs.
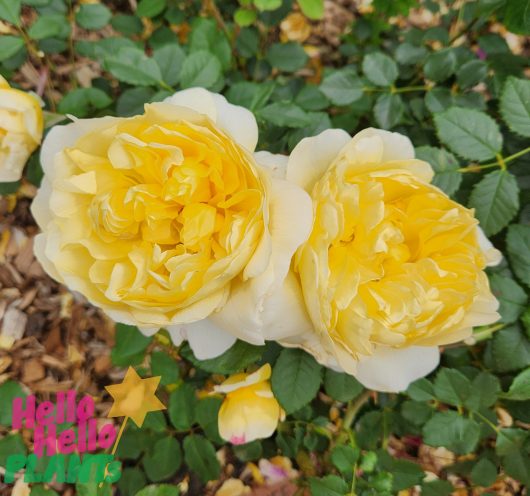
105,367 -> 166,428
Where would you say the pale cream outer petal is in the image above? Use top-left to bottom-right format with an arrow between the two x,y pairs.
166,319 -> 237,360
164,88 -> 259,152
209,177 -> 313,344
353,345 -> 440,393
286,128 -> 351,192
350,128 -> 415,161
254,150 -> 289,179
476,227 -> 503,266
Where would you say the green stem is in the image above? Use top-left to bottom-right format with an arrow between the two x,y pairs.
459,146 -> 530,173
158,80 -> 174,92
343,391 -> 371,431
363,85 -> 430,94
474,410 -> 499,434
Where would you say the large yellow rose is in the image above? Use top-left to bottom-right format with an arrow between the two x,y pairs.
0,75 -> 43,182
278,128 -> 501,392
31,88 -> 312,359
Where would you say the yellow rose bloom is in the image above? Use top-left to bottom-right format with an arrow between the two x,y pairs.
279,128 -> 501,392
0,75 -> 43,182
214,364 -> 284,444
32,88 -> 312,359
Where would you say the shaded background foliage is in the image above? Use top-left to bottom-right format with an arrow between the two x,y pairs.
0,0 -> 529,494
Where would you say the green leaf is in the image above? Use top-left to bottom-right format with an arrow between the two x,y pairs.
330,445 -> 360,478
504,0 -> 530,35
254,0 -> 282,11
271,348 -> 322,413
496,428 -> 530,485
153,44 -> 185,87
136,0 -> 166,18
406,377 -> 435,401
298,0 -> 324,19
168,383 -> 196,430
258,102 -> 311,127
234,8 -> 257,26
188,18 -> 230,71
118,468 -> 146,496
308,475 -> 349,496
150,351 -> 180,386
492,325 -> 530,372
0,36 -> 24,61
180,340 -> 264,374
434,107 -> 503,161
266,42 -> 308,72
183,435 -> 221,483
362,52 -> 398,86
233,440 -> 263,462
117,87 -> 155,117
135,485 -> 180,496
180,50 -> 222,89
421,479 -> 454,496
0,0 -> 21,24
0,381 -> 27,427
424,48 -> 457,82
395,42 -> 428,65
423,411 -> 481,454
457,60 -> 488,89
433,368 -> 471,407
295,84 -> 330,111
324,369 -> 363,402
470,458 -> 497,487
57,87 -> 112,117
110,323 -> 152,367
319,68 -> 363,106
507,224 -> 530,287
76,4 -> 112,30
415,146 -> 461,196
378,452 -> 424,491
468,171 -> 519,236
502,367 -> 530,400
490,274 -> 528,324
500,77 -> 530,137
465,371 -> 501,411
425,87 -> 453,114
28,14 -> 70,40
374,93 -> 405,129
401,400 -> 433,425
111,14 -> 143,36
143,437 -> 182,482
196,397 -> 223,443
0,434 -> 26,466
104,47 -> 162,86
29,486 -> 59,496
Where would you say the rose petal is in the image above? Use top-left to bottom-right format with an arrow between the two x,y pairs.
255,150 -> 289,179
476,227 -> 502,266
167,318 -> 237,360
286,128 -> 351,192
354,345 -> 440,392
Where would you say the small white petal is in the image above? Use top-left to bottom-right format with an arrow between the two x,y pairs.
354,346 -> 440,393
286,128 -> 351,192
